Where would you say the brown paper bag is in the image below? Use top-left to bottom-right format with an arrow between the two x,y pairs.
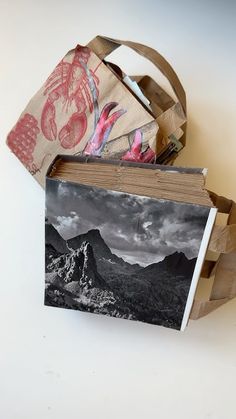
190,192 -> 236,319
6,35 -> 186,187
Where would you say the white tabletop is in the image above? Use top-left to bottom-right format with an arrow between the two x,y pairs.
1,1 -> 236,418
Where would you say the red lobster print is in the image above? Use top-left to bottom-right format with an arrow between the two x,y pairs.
83,102 -> 126,156
122,129 -> 156,163
41,46 -> 99,149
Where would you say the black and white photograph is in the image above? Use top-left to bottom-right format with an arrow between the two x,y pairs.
45,179 -> 210,330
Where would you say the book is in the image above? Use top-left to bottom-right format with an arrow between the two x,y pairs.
45,156 -> 217,330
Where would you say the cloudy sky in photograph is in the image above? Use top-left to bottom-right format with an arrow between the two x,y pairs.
46,178 -> 210,266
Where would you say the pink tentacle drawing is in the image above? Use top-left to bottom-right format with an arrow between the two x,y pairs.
122,129 -> 155,163
139,147 -> 156,163
83,102 -> 126,156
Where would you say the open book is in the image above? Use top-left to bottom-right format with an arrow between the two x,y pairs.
45,156 -> 217,330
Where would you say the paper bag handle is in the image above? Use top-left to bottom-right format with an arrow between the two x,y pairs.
87,35 -> 186,115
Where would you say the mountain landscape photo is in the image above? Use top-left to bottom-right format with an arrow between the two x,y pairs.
45,179 -> 210,330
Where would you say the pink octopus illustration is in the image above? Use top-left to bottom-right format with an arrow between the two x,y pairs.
41,45 -> 100,149
122,129 -> 155,163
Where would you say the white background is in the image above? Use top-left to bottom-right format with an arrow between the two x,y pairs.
0,1 -> 236,418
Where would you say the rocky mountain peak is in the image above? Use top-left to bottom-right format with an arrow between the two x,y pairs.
45,223 -> 68,253
163,251 -> 188,265
159,251 -> 196,277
